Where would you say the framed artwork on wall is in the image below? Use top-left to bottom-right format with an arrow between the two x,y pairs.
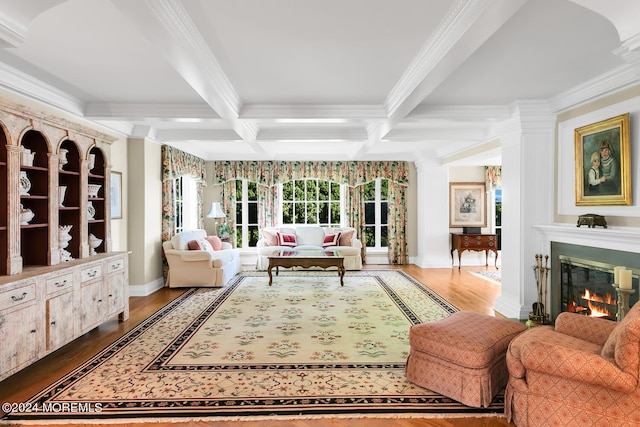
111,171 -> 122,219
574,113 -> 631,206
449,182 -> 486,228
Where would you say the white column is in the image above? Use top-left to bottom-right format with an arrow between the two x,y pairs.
414,158 -> 452,268
494,102 -> 556,319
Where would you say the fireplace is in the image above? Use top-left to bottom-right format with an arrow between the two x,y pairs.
551,242 -> 639,321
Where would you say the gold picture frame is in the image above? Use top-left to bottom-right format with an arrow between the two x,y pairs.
574,113 -> 631,206
449,182 -> 486,227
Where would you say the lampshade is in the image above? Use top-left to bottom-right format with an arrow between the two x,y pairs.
206,202 -> 226,218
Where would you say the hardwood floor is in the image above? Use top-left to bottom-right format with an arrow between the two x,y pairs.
0,265 -> 513,427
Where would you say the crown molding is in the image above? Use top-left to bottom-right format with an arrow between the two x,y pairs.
549,63 -> 639,112
0,61 -> 85,116
85,102 -> 220,120
0,10 -> 27,47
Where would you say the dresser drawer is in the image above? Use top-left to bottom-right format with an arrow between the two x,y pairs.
46,273 -> 73,295
108,258 -> 125,274
0,283 -> 37,311
81,264 -> 102,282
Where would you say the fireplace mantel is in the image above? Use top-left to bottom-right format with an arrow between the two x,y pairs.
535,224 -> 640,254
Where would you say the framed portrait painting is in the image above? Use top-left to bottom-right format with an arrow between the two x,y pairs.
449,182 -> 487,227
574,113 -> 631,206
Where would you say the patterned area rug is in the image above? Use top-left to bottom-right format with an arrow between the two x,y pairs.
469,270 -> 501,285
7,270 -> 505,420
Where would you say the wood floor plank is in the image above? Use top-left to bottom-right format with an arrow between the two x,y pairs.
0,265 -> 513,427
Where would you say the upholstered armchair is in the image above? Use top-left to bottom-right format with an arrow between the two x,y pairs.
505,302 -> 640,427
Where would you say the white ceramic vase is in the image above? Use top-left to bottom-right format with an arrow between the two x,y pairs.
89,233 -> 102,255
19,171 -> 31,196
88,154 -> 96,172
22,148 -> 34,167
59,148 -> 68,170
20,204 -> 34,225
87,201 -> 95,220
59,186 -> 67,207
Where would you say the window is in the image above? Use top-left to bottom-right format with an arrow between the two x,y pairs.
364,178 -> 389,248
281,179 -> 341,226
235,179 -> 259,248
173,175 -> 198,233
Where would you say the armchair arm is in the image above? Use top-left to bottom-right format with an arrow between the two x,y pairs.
350,237 -> 362,249
554,312 -> 617,345
521,341 -> 637,393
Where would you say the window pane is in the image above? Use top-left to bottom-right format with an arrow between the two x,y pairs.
236,203 -> 242,223
295,180 -> 305,200
235,227 -> 242,248
330,182 -> 340,199
319,202 -> 329,223
283,202 -> 293,223
318,180 -> 328,201
306,180 -> 317,198
248,203 -> 258,223
381,226 -> 388,247
381,201 -> 388,224
330,202 -> 340,224
380,179 -> 389,199
364,226 -> 375,247
282,181 -> 293,201
363,181 -> 375,200
249,225 -> 259,246
365,202 -> 375,224
495,202 -> 502,226
307,202 -> 317,223
248,181 -> 257,200
235,180 -> 243,198
295,203 -> 305,223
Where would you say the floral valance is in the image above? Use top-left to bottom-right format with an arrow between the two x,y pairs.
485,166 -> 502,189
211,161 -> 409,187
162,145 -> 206,183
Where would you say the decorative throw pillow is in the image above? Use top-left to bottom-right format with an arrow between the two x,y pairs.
198,238 -> 214,252
187,239 -> 202,250
262,229 -> 279,246
338,229 -> 354,246
322,232 -> 341,248
205,235 -> 223,251
276,232 -> 297,247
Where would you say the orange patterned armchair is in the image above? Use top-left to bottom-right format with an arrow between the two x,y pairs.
505,302 -> 640,427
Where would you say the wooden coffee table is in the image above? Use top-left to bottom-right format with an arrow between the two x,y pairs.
268,249 -> 345,286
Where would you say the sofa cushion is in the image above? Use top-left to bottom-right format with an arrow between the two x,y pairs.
277,232 -> 297,247
188,238 -> 214,252
262,228 -> 278,246
205,235 -> 223,251
295,226 -> 326,246
322,232 -> 341,247
338,228 -> 355,246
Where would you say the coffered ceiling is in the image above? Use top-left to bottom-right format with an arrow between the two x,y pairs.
0,0 -> 637,164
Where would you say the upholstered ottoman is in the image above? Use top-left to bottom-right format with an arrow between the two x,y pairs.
405,311 -> 525,408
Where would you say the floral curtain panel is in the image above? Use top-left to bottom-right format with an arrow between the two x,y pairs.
161,145 -> 207,282
486,166 -> 502,189
211,160 -> 410,264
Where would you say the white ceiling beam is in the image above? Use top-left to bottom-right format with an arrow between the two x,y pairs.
112,0 -> 261,149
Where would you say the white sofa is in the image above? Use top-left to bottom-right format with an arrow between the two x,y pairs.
162,229 -> 241,287
256,226 -> 363,270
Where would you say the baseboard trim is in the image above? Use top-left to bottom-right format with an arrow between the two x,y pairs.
129,277 -> 165,297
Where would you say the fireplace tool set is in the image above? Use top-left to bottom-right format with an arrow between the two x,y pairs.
529,254 -> 550,325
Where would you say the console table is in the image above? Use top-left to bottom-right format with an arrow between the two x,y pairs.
451,233 -> 498,269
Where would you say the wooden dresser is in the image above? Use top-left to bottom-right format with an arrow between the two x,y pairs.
450,233 -> 498,269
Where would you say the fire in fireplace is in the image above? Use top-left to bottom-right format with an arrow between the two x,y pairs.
559,256 -> 638,321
